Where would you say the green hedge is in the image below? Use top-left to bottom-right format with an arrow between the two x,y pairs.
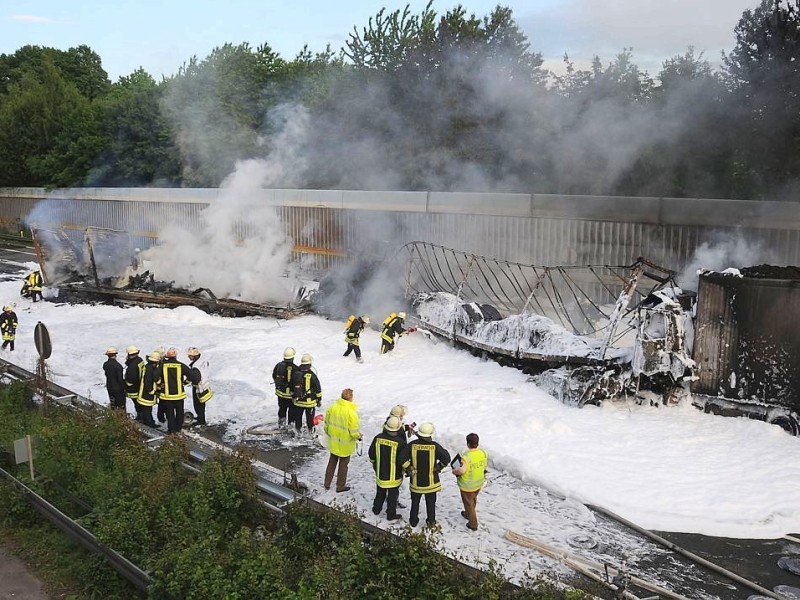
0,381 -> 589,599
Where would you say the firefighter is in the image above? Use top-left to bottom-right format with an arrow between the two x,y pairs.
399,422 -> 451,528
187,347 -> 213,426
124,345 -> 145,420
0,304 -> 18,351
323,388 -> 362,492
452,433 -> 488,531
291,353 -> 321,436
137,351 -> 162,428
343,314 -> 370,363
381,311 -> 415,354
159,347 -> 197,434
369,415 -> 405,520
272,347 -> 296,429
21,269 -> 43,302
103,347 -> 126,410
386,404 -> 416,442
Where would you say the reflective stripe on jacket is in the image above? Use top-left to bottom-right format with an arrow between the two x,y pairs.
138,361 -> 161,407
324,398 -> 361,457
293,369 -> 321,408
400,438 -> 451,494
125,356 -> 144,399
368,432 -> 403,488
457,448 -> 488,492
160,359 -> 189,401
272,360 -> 295,399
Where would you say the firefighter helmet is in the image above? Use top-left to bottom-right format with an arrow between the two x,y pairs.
187,347 -> 201,358
105,346 -> 118,356
398,311 -> 406,319
389,405 -> 408,418
362,315 -> 370,324
126,345 -> 139,355
301,353 -> 313,365
165,347 -> 177,358
384,416 -> 402,432
148,351 -> 161,362
417,422 -> 435,437
283,347 -> 296,360
2,304 -> 12,312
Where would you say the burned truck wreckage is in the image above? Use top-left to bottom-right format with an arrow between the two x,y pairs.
31,226 -> 312,319
29,223 -> 800,435
395,242 -> 800,435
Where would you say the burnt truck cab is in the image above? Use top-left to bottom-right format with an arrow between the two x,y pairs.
691,266 -> 800,436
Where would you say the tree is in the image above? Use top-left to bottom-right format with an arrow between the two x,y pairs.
723,0 -> 800,197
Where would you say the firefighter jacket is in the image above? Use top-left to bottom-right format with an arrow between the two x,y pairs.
0,310 -> 17,341
368,430 -> 404,488
138,360 -> 162,407
455,447 -> 488,492
25,271 -> 43,291
124,355 -> 144,399
272,359 -> 296,399
324,398 -> 361,457
345,317 -> 367,345
381,315 -> 405,345
292,365 -> 321,408
160,357 -> 195,401
103,358 -> 125,395
400,436 -> 451,494
189,357 -> 213,403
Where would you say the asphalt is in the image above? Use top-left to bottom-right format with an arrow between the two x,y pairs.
0,544 -> 48,600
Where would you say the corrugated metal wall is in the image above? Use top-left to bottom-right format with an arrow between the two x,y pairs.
2,187 -> 800,274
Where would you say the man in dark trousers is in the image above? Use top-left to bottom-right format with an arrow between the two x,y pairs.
343,314 -> 370,363
0,304 -> 18,351
272,347 -> 296,429
124,345 -> 145,420
399,422 -> 451,528
368,415 -> 405,521
291,353 -> 321,437
159,347 -> 197,434
103,347 -> 126,410
21,269 -> 43,302
137,351 -> 162,428
187,347 -> 213,426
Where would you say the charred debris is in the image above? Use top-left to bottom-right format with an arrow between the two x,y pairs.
395,242 -> 799,435
31,226 -> 312,319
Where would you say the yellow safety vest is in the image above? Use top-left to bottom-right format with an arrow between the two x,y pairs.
457,448 -> 488,492
324,398 -> 360,457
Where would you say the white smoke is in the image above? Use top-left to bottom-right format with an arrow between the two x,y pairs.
140,158 -> 293,303
676,232 -> 777,291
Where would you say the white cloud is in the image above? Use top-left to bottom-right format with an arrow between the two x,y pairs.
8,14 -> 55,24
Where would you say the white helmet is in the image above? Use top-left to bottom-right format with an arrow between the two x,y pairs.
3,304 -> 12,312
126,345 -> 139,355
389,405 -> 408,418
105,346 -> 118,356
301,353 -> 313,365
283,347 -> 296,360
385,416 -> 402,432
417,422 -> 435,437
187,347 -> 201,358
398,311 -> 407,319
362,315 -> 370,324
148,351 -> 162,362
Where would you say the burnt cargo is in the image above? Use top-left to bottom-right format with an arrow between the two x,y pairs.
692,266 -> 800,432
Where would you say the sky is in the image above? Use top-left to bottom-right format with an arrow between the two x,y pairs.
1,250 -> 798,597
2,0 -> 761,82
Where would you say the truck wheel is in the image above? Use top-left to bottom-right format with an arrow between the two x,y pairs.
768,414 -> 799,436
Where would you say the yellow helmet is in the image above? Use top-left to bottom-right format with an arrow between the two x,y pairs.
3,304 -> 12,312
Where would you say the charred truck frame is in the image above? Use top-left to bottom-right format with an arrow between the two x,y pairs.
399,242 -> 800,435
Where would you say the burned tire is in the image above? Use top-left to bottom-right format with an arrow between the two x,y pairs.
461,303 -> 483,323
767,414 -> 800,436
